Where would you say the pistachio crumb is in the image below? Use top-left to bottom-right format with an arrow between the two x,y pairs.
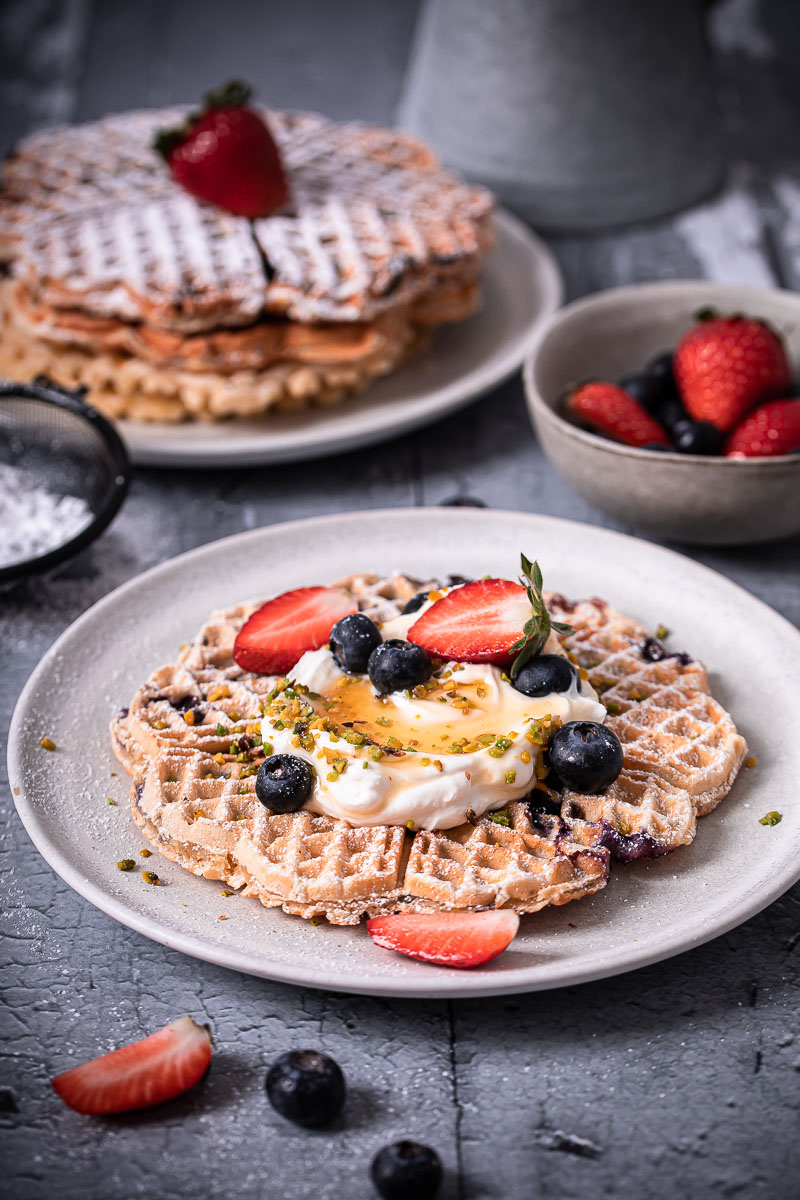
141,870 -> 160,884
745,755 -> 757,768
759,811 -> 782,826
39,736 -> 56,752
107,797 -> 116,806
138,849 -> 152,858
117,859 -> 136,871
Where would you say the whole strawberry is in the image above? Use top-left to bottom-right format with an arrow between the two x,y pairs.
725,398 -> 800,458
674,311 -> 791,433
154,80 -> 288,218
565,381 -> 670,448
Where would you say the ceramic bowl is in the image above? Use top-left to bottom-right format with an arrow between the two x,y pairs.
523,281 -> 800,545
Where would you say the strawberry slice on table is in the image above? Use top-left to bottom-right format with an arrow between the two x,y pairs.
153,80 -> 288,218
565,382 -> 670,448
367,911 -> 520,969
234,586 -> 357,675
725,398 -> 800,458
51,1016 -> 212,1116
408,578 -> 532,666
674,311 -> 791,432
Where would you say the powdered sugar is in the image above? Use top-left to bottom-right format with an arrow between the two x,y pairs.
0,462 -> 93,568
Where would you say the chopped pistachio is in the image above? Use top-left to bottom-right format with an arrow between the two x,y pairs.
759,811 -> 782,826
745,755 -> 757,768
141,870 -> 160,885
39,736 -> 56,752
138,849 -> 152,858
117,859 -> 136,871
487,809 -> 510,827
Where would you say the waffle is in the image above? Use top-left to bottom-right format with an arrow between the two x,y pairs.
548,594 -> 747,856
110,576 -> 744,924
2,107 -> 492,327
0,280 -> 426,421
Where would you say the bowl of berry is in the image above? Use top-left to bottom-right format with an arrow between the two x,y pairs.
523,281 -> 800,544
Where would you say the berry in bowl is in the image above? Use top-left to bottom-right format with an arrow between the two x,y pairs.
523,281 -> 800,545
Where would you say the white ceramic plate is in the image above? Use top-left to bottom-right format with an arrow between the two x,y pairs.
118,209 -> 562,467
9,510 -> 800,998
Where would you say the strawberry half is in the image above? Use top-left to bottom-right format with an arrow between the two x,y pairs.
725,398 -> 800,458
367,911 -> 520,969
154,80 -> 288,218
233,586 -> 356,675
674,312 -> 791,432
565,382 -> 669,448
51,1016 -> 212,1115
408,579 -> 531,666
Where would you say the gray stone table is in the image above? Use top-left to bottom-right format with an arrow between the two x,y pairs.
1,2 -> 799,1198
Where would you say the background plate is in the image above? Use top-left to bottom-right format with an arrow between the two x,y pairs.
8,509 -> 800,997
118,209 -> 562,467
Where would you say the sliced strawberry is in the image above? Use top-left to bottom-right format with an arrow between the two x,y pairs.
674,313 -> 791,432
234,586 -> 356,675
408,579 -> 531,666
565,382 -> 670,448
725,398 -> 800,458
51,1016 -> 212,1115
367,910 -> 519,968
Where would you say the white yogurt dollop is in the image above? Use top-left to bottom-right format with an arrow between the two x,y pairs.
263,630 -> 606,830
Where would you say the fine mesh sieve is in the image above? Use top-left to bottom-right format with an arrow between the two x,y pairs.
0,377 -> 131,583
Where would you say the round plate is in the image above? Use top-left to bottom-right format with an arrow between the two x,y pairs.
8,510 -> 800,997
118,209 -> 562,467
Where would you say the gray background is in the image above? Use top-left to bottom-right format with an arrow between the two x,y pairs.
1,1 -> 799,1197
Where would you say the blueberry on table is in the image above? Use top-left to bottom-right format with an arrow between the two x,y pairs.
266,1049 -> 345,1127
371,1140 -> 443,1200
255,754 -> 313,813
672,419 -> 725,455
329,612 -> 382,673
512,654 -> 576,698
548,721 -> 623,794
368,639 -> 432,695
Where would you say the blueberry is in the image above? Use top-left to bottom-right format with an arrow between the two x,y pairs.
619,373 -> 661,413
645,350 -> 676,392
266,1049 -> 345,1127
671,419 -> 725,455
512,654 -> 576,698
548,721 -> 623,794
371,1140 -> 443,1200
401,590 -> 433,615
656,396 -> 689,434
439,495 -> 487,508
255,754 -> 313,813
329,612 -> 382,673
368,639 -> 432,695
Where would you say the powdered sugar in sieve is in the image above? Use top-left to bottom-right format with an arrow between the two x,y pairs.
0,463 -> 94,569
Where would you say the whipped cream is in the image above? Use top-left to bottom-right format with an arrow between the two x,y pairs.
262,624 -> 606,830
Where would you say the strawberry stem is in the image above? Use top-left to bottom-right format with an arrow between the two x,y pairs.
202,79 -> 253,110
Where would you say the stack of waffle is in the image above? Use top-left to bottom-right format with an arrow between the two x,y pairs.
0,109 -> 493,421
110,573 -> 745,925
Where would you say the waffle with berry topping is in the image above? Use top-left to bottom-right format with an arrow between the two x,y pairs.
0,108 -> 492,421
110,574 -> 745,924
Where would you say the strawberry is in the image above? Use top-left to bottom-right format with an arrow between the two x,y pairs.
408,578 -> 532,666
154,80 -> 288,218
565,382 -> 670,448
51,1016 -> 212,1115
725,398 -> 800,458
674,312 -> 791,432
233,586 -> 356,675
367,910 -> 519,968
